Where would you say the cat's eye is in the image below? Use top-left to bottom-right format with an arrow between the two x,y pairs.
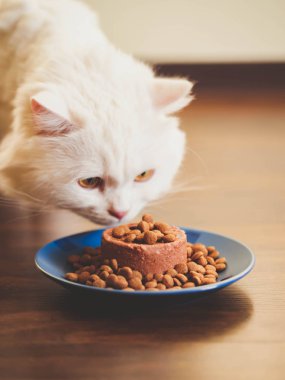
78,177 -> 104,189
134,169 -> 155,182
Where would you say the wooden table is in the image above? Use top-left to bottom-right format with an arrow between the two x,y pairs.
1,87 -> 284,380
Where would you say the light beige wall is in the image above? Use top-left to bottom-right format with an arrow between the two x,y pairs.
84,0 -> 285,63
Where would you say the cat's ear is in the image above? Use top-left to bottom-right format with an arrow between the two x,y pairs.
30,92 -> 77,136
151,78 -> 194,114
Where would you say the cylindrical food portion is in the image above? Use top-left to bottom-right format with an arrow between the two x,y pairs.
101,225 -> 187,275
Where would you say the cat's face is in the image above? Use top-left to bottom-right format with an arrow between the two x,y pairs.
20,77 -> 193,225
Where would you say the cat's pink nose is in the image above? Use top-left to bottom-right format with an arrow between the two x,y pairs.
108,208 -> 127,220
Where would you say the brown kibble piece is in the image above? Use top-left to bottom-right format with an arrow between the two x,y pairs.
67,255 -> 81,264
163,234 -> 176,243
197,256 -> 208,267
187,262 -> 199,272
196,262 -> 206,273
157,283 -> 166,290
215,257 -> 227,264
207,246 -> 216,253
206,256 -> 216,266
118,267 -> 133,280
99,270 -> 110,280
106,274 -> 128,289
162,274 -> 174,288
137,220 -> 150,233
173,278 -> 182,287
203,277 -> 216,285
204,274 -> 217,279
145,280 -> 157,288
90,274 -> 100,281
145,273 -> 154,282
174,263 -> 188,274
110,259 -> 118,271
128,277 -> 144,290
142,214 -> 154,223
154,273 -> 164,282
144,231 -> 157,245
112,226 -> 126,238
148,222 -> 154,230
166,268 -> 178,277
124,233 -> 137,243
154,222 -> 171,234
187,247 -> 193,258
92,278 -> 106,288
123,287 -> 135,291
78,271 -> 90,283
216,263 -> 226,272
192,243 -> 207,254
205,270 -> 218,278
121,225 -> 130,234
208,250 -> 220,259
205,264 -> 216,272
182,282 -> 195,288
65,272 -> 78,282
192,275 -> 203,286
176,273 -> 188,283
152,230 -> 164,240
99,265 -> 113,273
133,270 -> 143,280
192,251 -> 204,261
130,229 -> 141,236
135,233 -> 145,242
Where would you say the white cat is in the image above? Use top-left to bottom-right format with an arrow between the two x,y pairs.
0,0 -> 193,225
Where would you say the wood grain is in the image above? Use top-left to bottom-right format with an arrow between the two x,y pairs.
0,87 -> 285,380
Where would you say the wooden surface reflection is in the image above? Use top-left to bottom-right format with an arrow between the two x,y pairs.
0,87 -> 285,380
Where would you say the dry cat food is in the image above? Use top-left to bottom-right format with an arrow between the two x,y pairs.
64,214 -> 227,291
110,214 -> 177,244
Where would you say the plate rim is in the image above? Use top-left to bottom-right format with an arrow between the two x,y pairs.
35,227 -> 255,296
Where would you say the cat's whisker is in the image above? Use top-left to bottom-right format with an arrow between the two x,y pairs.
185,146 -> 209,175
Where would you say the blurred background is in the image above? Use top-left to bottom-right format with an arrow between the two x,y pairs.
85,0 -> 285,64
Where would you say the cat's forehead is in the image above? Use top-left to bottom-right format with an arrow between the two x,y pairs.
75,114 -> 162,182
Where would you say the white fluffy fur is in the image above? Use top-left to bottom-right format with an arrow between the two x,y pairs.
0,0 -> 193,225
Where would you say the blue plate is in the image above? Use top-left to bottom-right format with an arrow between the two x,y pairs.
35,227 -> 255,301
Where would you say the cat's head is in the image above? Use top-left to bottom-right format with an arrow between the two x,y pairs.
10,73 -> 193,225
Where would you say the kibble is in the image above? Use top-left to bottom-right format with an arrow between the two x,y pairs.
112,226 -> 126,238
118,267 -> 133,280
144,231 -> 157,245
124,233 -> 137,243
154,222 -> 171,234
163,234 -> 176,243
65,272 -> 78,282
142,214 -> 154,223
174,263 -> 188,274
145,280 -> 157,289
65,214 -> 227,291
128,277 -> 144,290
137,220 -> 150,233
162,274 -> 174,288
